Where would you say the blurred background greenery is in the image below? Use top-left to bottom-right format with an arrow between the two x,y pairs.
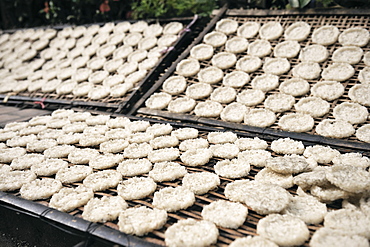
0,0 -> 366,30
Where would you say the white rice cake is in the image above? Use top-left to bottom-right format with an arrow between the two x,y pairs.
180,148 -> 213,166
202,200 -> 248,229
316,119 -> 355,138
89,153 -> 123,169
27,139 -> 58,152
214,158 -> 250,178
162,76 -> 187,95
264,93 -> 295,113
223,71 -> 250,88
310,227 -> 370,247
171,128 -> 198,140
229,236 -> 278,247
208,131 -> 237,144
211,52 -> 237,69
247,39 -> 272,57
57,133 -> 81,145
235,137 -> 268,150
146,123 -> 173,137
238,149 -> 272,167
333,102 -> 368,124
321,62 -> 355,82
273,40 -> 301,58
225,36 -> 249,54
10,153 -> 45,170
117,176 -> 157,200
244,108 -> 276,128
284,21 -> 311,41
118,206 -> 167,236
68,148 -> 99,164
176,58 -> 200,77
292,62 -> 321,80
358,66 -> 370,84
49,185 -> 94,212
215,18 -> 238,34
266,155 -> 313,174
100,139 -> 129,153
197,66 -> 224,84
168,97 -> 196,113
153,186 -> 195,212
117,158 -> 152,177
356,124 -> 370,143
237,21 -> 260,38
278,113 -> 314,132
185,82 -> 213,99
324,208 -> 370,238
0,170 -> 36,191
294,96 -> 330,117
0,147 -> 26,163
203,31 -> 227,47
182,172 -> 220,195
55,165 -> 93,184
224,180 -> 291,214
299,44 -> 329,63
82,196 -> 127,223
194,100 -> 223,118
257,214 -> 309,246
338,27 -> 370,47
128,132 -> 154,144
236,89 -> 265,106
310,184 -> 352,202
44,145 -> 75,158
149,161 -> 187,182
263,57 -> 290,75
312,25 -> 339,45
255,168 -> 294,189
20,178 -> 62,201
303,145 -> 340,164
259,21 -> 283,40
123,143 -> 152,159
349,84 -> 370,106
282,194 -> 327,224
236,55 -> 262,73
251,73 -> 279,92
83,170 -> 122,192
221,102 -> 248,123
31,158 -> 68,176
210,143 -> 240,159
145,92 -> 172,110
148,147 -> 179,163
326,165 -> 370,193
332,46 -> 363,64
190,44 -> 214,60
311,81 -> 344,101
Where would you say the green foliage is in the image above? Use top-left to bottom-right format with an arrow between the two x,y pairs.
131,0 -> 217,19
316,0 -> 335,7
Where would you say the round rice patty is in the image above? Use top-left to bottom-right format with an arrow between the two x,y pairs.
316,119 -> 355,138
117,177 -> 157,200
31,158 -> 68,176
128,133 -> 154,144
82,196 -> 128,223
244,108 -> 276,128
10,153 -> 45,170
211,52 -> 237,69
194,101 -> 223,118
238,149 -> 272,167
326,165 -> 370,193
311,81 -> 344,101
235,137 -> 268,150
168,97 -> 196,113
179,138 -> 209,151
201,200 -> 248,228
20,178 -> 63,200
185,82 -> 212,99
153,186 -> 195,212
0,170 -> 36,191
146,123 -> 173,137
208,131 -> 237,144
282,195 -> 327,224
162,76 -> 187,95
221,103 -> 248,123
214,158 -> 251,178
225,36 -> 249,54
262,57 -> 290,75
278,113 -> 314,132
356,124 -> 370,143
123,143 -> 152,159
321,63 -> 355,82
225,180 -> 291,214
333,102 -> 368,125
165,219 -> 218,247
236,55 -> 262,73
310,227 -> 370,247
222,71 -> 250,88
264,93 -> 295,113
247,39 -> 272,57
279,78 -> 310,97
149,161 -> 187,182
171,128 -> 198,140
271,137 -> 305,154
176,58 -> 200,77
299,44 -> 329,63
312,25 -> 339,45
215,18 -> 238,34
292,62 -> 321,80
332,46 -> 364,64
255,168 -> 294,189
266,155 -> 312,174
237,21 -> 260,38
100,139 -> 129,153
117,159 -> 152,176
203,31 -> 227,47
236,89 -> 265,106
358,66 -> 370,84
257,214 -> 309,246
182,172 -> 220,195
68,148 -> 99,164
259,21 -> 283,40
148,147 -> 179,163
349,84 -> 370,106
294,96 -> 330,118
338,27 -> 370,47
190,44 -> 214,60
284,21 -> 311,41
49,185 -> 94,212
251,74 -> 279,92
150,136 -> 179,149
83,170 -> 122,192
43,145 -> 75,158
229,236 -> 278,247
197,66 -> 224,84
118,206 -> 167,236
324,208 -> 370,238
89,153 -> 124,169
209,143 -> 240,159
55,165 -> 93,184
273,40 -> 301,58
303,145 -> 340,164
180,148 -> 213,166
